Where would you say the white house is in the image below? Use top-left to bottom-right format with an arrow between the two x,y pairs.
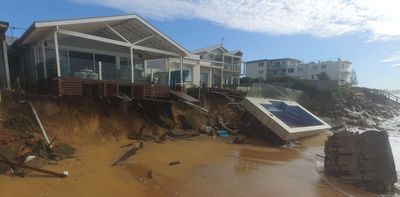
246,58 -> 302,80
299,59 -> 352,83
245,58 -> 352,84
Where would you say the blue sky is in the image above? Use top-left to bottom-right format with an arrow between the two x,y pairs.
2,0 -> 400,90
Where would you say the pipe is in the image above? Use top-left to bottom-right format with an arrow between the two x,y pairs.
28,101 -> 51,145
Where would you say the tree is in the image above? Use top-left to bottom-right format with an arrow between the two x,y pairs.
350,69 -> 358,86
317,71 -> 330,81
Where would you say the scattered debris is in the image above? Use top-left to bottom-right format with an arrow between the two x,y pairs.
147,170 -> 153,179
0,154 -> 68,178
216,130 -> 229,138
217,115 -> 239,134
168,129 -> 199,138
168,160 -> 181,166
120,143 -> 134,148
324,130 -> 397,193
200,124 -> 213,134
111,142 -> 143,166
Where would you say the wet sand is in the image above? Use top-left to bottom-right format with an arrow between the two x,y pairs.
0,134 -> 375,197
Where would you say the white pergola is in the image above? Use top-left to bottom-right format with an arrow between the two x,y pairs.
19,14 -> 190,84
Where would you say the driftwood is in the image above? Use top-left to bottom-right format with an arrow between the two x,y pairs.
111,142 -> 143,166
0,154 -> 67,178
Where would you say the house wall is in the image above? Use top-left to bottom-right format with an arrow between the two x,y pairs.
21,46 -> 36,85
245,61 -> 267,80
301,61 -> 351,83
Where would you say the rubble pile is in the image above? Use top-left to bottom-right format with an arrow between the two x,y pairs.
0,93 -> 75,177
327,88 -> 400,129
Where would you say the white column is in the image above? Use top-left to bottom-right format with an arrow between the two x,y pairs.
180,57 -> 183,89
167,59 -> 171,86
144,59 -> 147,77
54,31 -> 61,77
130,47 -> 134,83
41,41 -> 47,79
208,68 -> 212,88
2,40 -> 10,89
98,61 -> 102,80
220,68 -> 223,88
150,68 -> 154,82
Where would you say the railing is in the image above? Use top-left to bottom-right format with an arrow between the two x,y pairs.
37,77 -> 169,98
224,63 -> 240,72
370,89 -> 400,104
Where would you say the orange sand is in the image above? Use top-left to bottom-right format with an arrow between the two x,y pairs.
0,134 -> 376,197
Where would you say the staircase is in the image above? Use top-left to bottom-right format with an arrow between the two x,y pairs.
370,89 -> 400,104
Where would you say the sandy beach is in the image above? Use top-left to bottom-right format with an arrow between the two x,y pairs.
0,133 -> 376,197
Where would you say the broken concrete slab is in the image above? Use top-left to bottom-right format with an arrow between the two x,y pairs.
324,130 -> 397,193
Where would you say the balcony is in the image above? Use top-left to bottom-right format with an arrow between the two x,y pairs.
224,63 -> 240,72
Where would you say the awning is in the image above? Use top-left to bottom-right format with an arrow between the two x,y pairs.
18,14 -> 190,58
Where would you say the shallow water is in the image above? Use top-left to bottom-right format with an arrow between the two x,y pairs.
382,116 -> 400,187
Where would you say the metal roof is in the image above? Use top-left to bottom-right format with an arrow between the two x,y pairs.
192,44 -> 243,58
18,14 -> 190,58
191,44 -> 227,54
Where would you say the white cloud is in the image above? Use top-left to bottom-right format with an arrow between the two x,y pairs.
382,53 -> 400,63
72,0 -> 400,41
382,52 -> 400,68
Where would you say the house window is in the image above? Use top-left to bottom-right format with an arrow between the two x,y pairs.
288,68 -> 294,73
297,67 -> 303,72
69,51 -> 94,74
258,62 -> 264,67
95,54 -> 117,80
281,69 -> 286,73
118,57 -> 131,81
258,70 -> 264,74
183,65 -> 193,82
312,65 -> 318,70
321,64 -> 327,69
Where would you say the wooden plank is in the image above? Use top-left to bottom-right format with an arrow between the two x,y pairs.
170,90 -> 200,103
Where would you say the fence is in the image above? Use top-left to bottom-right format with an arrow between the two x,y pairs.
370,89 -> 400,104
